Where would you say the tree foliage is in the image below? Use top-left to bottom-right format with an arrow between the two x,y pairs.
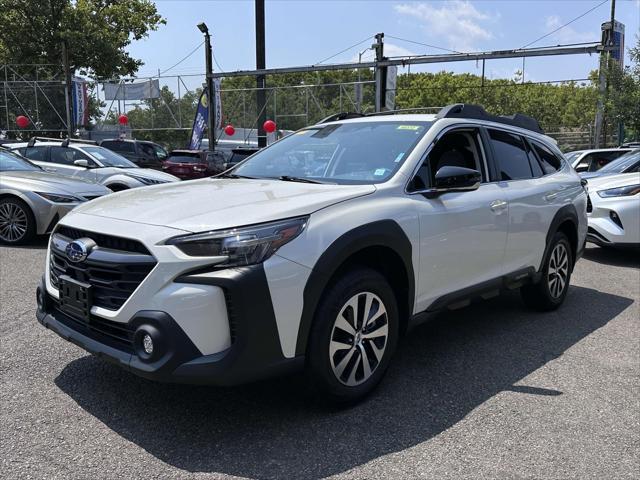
0,0 -> 165,78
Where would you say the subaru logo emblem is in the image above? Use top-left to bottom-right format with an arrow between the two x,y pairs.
65,238 -> 95,263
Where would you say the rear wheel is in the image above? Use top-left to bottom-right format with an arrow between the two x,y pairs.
521,232 -> 572,311
306,268 -> 399,404
0,197 -> 36,245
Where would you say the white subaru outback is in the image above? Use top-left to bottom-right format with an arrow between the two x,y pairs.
36,104 -> 588,402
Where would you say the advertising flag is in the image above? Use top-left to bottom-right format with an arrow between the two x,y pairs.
72,77 -> 89,128
188,87 -> 209,150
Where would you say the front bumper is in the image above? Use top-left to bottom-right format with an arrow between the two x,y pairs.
36,263 -> 304,385
587,195 -> 640,247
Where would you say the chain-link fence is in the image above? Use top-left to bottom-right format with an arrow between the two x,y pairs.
1,66 -> 619,151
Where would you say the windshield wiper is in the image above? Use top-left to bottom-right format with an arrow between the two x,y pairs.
276,175 -> 330,184
214,172 -> 257,179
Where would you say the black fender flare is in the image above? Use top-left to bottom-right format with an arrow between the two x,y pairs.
540,204 -> 579,271
295,220 -> 414,356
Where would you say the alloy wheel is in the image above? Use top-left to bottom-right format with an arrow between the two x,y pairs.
329,291 -> 389,386
0,202 -> 28,243
548,243 -> 569,298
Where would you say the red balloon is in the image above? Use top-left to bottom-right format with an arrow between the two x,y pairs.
118,114 -> 129,125
16,115 -> 29,128
263,119 -> 276,133
224,124 -> 235,136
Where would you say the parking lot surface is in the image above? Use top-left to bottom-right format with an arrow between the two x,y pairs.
1,241 -> 638,479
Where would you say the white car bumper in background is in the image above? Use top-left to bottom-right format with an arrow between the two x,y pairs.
587,192 -> 640,247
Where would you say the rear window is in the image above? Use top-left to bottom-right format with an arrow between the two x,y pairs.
531,141 -> 563,174
168,154 -> 203,164
102,141 -> 135,153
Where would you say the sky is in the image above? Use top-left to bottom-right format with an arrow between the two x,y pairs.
127,0 -> 639,91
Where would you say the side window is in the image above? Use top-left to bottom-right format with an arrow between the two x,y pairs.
531,141 -> 563,174
526,143 -> 544,178
49,147 -> 90,165
22,147 -> 48,162
139,143 -> 156,158
488,129 -> 533,181
410,128 -> 485,190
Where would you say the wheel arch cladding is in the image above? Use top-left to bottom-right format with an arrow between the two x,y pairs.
295,220 -> 414,356
545,204 -> 579,270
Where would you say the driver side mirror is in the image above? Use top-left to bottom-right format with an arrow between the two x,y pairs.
574,164 -> 589,173
419,166 -> 481,198
74,159 -> 90,168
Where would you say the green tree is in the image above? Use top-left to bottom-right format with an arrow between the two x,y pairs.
0,0 -> 164,77
605,36 -> 640,141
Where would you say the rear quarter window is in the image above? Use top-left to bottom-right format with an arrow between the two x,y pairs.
531,141 -> 563,174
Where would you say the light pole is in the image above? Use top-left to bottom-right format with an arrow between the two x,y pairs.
198,22 -> 215,153
356,47 -> 372,113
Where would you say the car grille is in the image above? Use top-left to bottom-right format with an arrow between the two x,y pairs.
50,298 -> 135,353
50,229 -> 156,311
586,195 -> 593,213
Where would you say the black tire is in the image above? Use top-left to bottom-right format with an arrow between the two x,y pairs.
305,267 -> 399,404
107,183 -> 129,192
521,231 -> 573,311
0,197 -> 36,245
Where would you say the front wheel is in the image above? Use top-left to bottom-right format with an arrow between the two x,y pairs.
0,198 -> 36,245
306,268 -> 399,404
521,232 -> 573,311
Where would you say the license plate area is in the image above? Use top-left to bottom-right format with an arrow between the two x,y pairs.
59,275 -> 92,322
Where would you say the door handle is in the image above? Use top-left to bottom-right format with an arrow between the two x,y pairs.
490,200 -> 508,212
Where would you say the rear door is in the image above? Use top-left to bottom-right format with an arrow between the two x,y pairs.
484,128 -> 565,274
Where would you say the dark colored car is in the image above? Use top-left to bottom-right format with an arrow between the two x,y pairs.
99,139 -> 168,170
227,147 -> 260,169
162,150 -> 225,180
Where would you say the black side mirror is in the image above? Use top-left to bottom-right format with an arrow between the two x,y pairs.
434,166 -> 481,190
414,166 -> 481,198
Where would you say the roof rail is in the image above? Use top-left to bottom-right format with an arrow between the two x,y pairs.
435,103 -> 544,134
26,136 -> 97,148
319,112 -> 366,123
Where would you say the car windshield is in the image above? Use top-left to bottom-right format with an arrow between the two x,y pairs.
232,121 -> 432,184
564,151 -> 582,164
598,150 -> 640,173
0,150 -> 41,171
80,146 -> 138,168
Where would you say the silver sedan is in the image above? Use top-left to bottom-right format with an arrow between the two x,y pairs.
0,149 -> 112,244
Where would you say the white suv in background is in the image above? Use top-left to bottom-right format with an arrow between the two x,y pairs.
10,139 -> 178,191
36,104 -> 588,402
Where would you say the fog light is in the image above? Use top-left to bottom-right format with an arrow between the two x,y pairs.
142,334 -> 154,355
609,210 -> 623,229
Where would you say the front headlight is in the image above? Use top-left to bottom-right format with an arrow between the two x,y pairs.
166,216 -> 308,266
597,184 -> 640,198
125,173 -> 165,185
34,192 -> 82,203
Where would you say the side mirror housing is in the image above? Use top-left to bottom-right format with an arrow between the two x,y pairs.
74,159 -> 89,168
574,164 -> 588,173
413,166 -> 481,197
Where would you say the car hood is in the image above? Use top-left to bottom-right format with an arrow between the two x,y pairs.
72,177 -> 376,232
1,170 -> 110,195
586,172 -> 640,191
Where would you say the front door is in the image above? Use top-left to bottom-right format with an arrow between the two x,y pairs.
409,127 -> 509,312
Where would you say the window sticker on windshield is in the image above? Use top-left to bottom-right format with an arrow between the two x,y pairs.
374,168 -> 387,176
397,125 -> 421,130
394,152 -> 404,163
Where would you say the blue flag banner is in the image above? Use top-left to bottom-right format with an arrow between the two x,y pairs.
188,87 -> 209,150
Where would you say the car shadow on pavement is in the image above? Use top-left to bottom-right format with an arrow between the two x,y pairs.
55,286 -> 633,480
582,245 -> 640,268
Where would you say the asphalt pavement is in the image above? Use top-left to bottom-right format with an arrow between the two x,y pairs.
1,240 -> 638,479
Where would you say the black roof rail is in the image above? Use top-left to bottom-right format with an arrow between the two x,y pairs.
319,112 -> 366,123
26,136 -> 97,147
435,103 -> 544,134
